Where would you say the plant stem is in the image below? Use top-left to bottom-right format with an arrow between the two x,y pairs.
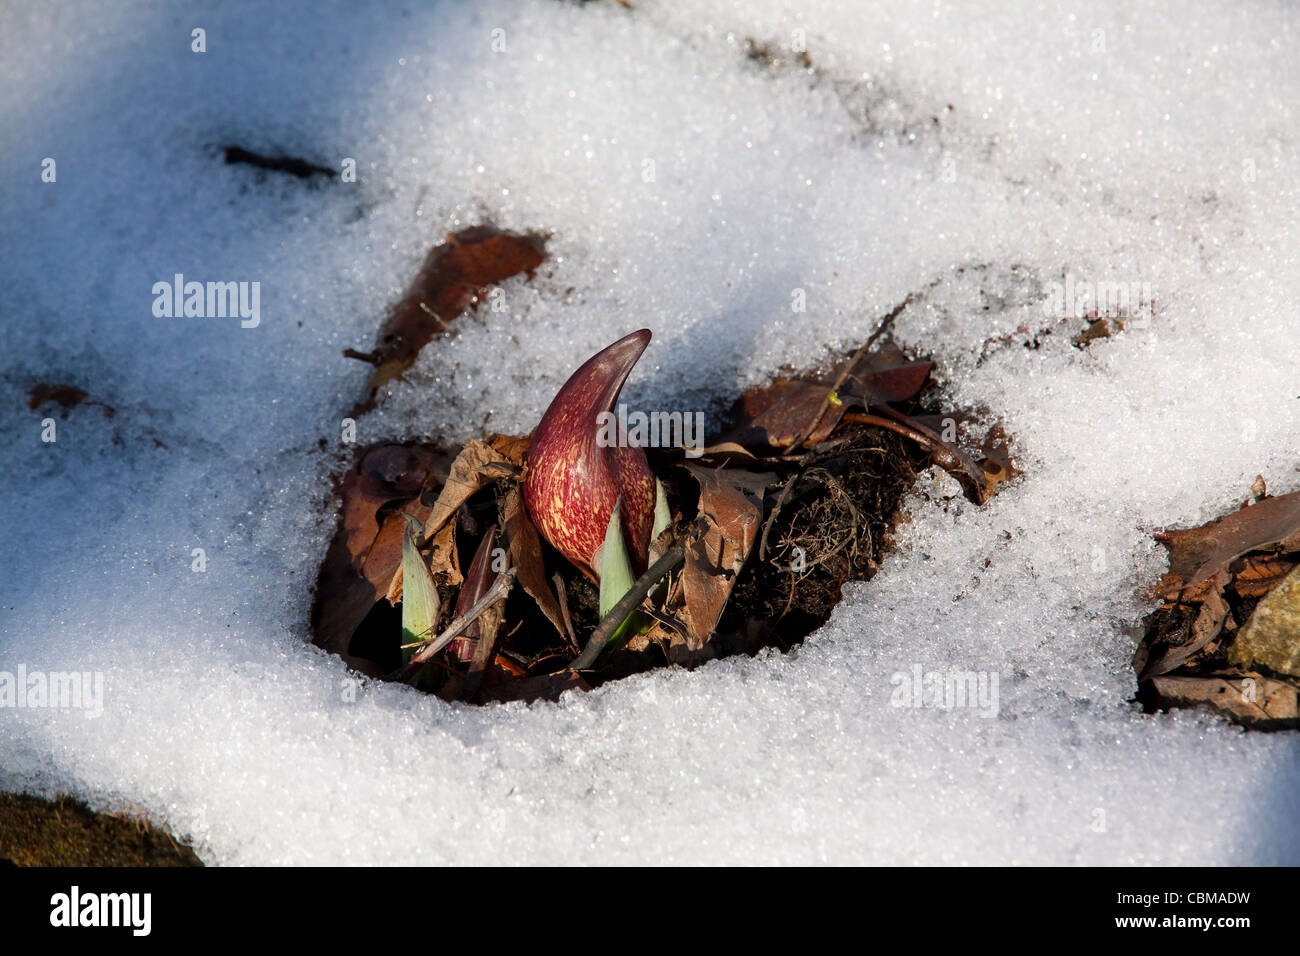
570,541 -> 687,672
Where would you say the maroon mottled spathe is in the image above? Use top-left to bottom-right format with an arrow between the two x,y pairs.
523,330 -> 656,580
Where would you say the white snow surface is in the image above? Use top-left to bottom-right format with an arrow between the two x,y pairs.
1,0 -> 1298,864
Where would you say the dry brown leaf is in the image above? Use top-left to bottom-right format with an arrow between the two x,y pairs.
311,444 -> 447,657
734,341 -> 932,451
1150,672 -> 1300,730
502,486 -> 567,638
729,378 -> 846,449
718,341 -> 1010,507
420,439 -> 517,544
698,441 -> 757,460
842,342 -> 933,406
1137,570 -> 1231,680
1230,552 -> 1298,599
427,522 -> 462,585
628,568 -> 690,654
1153,489 -> 1300,598
489,432 -> 531,467
680,464 -> 774,649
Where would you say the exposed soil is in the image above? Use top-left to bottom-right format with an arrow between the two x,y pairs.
718,426 -> 927,654
310,342 -> 999,702
0,791 -> 201,867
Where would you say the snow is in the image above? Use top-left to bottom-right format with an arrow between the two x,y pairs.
1,0 -> 1298,864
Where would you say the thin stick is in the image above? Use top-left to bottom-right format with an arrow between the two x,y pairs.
553,572 -> 580,654
788,294 -> 914,452
384,567 -> 517,684
641,606 -> 689,641
758,472 -> 799,561
570,541 -> 687,672
841,411 -> 966,474
462,603 -> 503,703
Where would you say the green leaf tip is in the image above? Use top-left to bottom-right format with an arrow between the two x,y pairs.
400,512 -> 441,662
597,496 -> 639,644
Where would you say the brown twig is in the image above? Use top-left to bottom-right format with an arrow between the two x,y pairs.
462,609 -> 503,702
553,572 -> 580,654
758,472 -> 800,561
841,411 -> 964,474
788,293 -> 915,452
570,541 -> 687,672
641,606 -> 689,641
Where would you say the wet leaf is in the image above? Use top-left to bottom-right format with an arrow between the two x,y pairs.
1153,489 -> 1300,597
1150,673 -> 1299,730
353,227 -> 545,394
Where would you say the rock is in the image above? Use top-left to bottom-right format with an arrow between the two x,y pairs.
1230,564 -> 1300,677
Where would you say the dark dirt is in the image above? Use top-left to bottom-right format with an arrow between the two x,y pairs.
718,426 -> 927,654
222,145 -> 334,180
